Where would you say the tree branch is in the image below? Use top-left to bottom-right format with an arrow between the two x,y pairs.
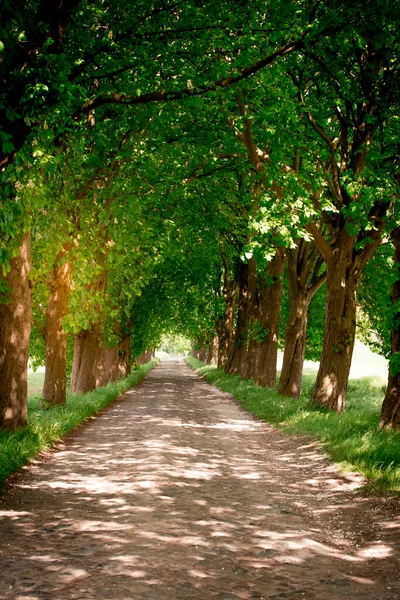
80,39 -> 303,115
306,223 -> 333,262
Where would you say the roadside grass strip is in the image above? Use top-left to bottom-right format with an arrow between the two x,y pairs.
186,356 -> 400,496
0,359 -> 158,490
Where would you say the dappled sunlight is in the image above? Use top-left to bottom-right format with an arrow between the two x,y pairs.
357,543 -> 393,559
0,360 -> 399,599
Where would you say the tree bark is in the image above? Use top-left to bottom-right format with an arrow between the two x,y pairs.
70,328 -> 100,393
206,335 -> 218,364
135,349 -> 153,366
226,261 -> 249,374
255,249 -> 285,388
42,249 -> 72,406
198,335 -> 209,363
278,293 -> 311,398
310,237 -> 356,412
379,227 -> 400,429
0,233 -> 32,430
278,241 -> 325,399
192,340 -> 200,359
96,345 -> 119,387
241,257 -> 259,380
118,332 -> 131,377
310,219 -> 385,412
217,271 -> 237,370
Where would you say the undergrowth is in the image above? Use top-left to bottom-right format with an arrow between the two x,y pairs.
0,359 -> 158,490
186,356 -> 400,496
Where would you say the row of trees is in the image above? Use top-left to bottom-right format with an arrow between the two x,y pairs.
0,1 -> 399,430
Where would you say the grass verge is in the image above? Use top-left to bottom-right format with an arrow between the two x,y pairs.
186,356 -> 400,496
0,359 -> 158,490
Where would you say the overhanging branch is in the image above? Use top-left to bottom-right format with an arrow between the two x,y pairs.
80,39 -> 302,115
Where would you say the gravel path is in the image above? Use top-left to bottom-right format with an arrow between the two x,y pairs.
0,359 -> 399,600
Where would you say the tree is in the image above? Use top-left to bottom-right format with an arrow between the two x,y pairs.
288,1 -> 400,411
378,227 -> 400,428
278,239 -> 325,398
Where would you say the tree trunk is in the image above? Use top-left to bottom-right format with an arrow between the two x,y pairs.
278,241 -> 325,399
42,250 -> 72,406
0,233 -> 32,430
278,293 -> 310,398
241,257 -> 259,380
380,371 -> 400,430
206,335 -> 218,364
70,328 -> 100,393
255,250 -> 285,388
118,333 -> 131,377
198,335 -> 209,363
379,227 -> 400,429
135,349 -> 153,366
96,345 -> 119,387
227,261 -> 249,374
310,241 -> 356,412
192,340 -> 200,359
144,349 -> 153,362
217,278 -> 237,370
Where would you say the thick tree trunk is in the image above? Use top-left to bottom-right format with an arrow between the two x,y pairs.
206,335 -> 218,364
278,241 -> 325,399
192,340 -> 200,359
217,278 -> 237,370
255,250 -> 285,388
227,261 -> 249,374
96,325 -> 132,384
310,242 -> 356,412
118,333 -> 131,377
0,233 -> 32,430
241,258 -> 259,380
379,227 -> 400,429
135,352 -> 144,366
42,251 -> 72,406
278,294 -> 310,398
198,336 -> 209,363
96,345 -> 119,387
380,371 -> 400,430
135,349 -> 153,366
70,328 -> 100,393
144,349 -> 153,362
310,216 -> 386,412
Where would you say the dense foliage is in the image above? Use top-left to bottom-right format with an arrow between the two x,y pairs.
0,1 -> 399,430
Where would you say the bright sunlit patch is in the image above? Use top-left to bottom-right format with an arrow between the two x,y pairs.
72,520 -> 128,532
128,570 -> 148,577
28,554 -> 60,562
381,519 -> 400,530
139,531 -> 209,547
58,568 -> 88,582
188,568 -> 209,578
358,543 -> 392,559
137,479 -> 160,489
0,511 -> 32,518
192,499 -> 208,506
234,472 -> 261,480
347,575 -> 375,585
111,555 -> 140,564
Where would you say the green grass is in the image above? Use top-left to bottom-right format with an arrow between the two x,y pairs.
0,359 -> 158,490
186,356 -> 400,496
28,371 -> 45,398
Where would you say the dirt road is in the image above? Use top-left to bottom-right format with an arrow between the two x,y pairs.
0,360 -> 399,599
